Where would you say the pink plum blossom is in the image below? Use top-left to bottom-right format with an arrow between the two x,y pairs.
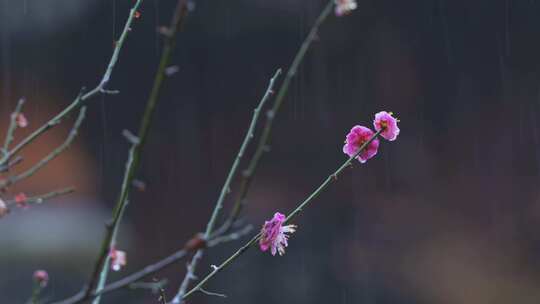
15,113 -> 28,128
335,0 -> 357,17
109,247 -> 127,271
259,212 -> 296,256
15,192 -> 28,209
342,125 -> 380,163
373,111 -> 400,141
33,270 -> 49,287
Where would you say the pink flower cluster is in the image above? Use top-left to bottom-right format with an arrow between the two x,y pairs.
343,111 -> 400,163
259,212 -> 296,256
259,112 -> 399,257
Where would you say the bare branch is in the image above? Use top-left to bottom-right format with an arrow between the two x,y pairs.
198,288 -> 227,298
48,226 -> 251,304
0,107 -> 87,189
0,0 -> 143,168
83,1 -> 191,303
222,0 -> 336,233
170,68 -> 283,303
128,279 -> 168,294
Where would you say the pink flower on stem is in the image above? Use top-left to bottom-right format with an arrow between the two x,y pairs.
33,270 -> 49,287
15,113 -> 28,128
343,126 -> 380,163
109,247 -> 127,271
335,0 -> 357,17
373,111 -> 400,141
15,192 -> 28,208
259,212 -> 296,256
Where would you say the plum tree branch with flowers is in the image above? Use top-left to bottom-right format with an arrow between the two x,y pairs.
0,0 -> 403,303
180,111 -> 400,300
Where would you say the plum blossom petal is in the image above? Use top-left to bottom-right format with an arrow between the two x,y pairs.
342,125 -> 380,163
373,111 -> 400,141
15,113 -> 28,128
259,212 -> 296,256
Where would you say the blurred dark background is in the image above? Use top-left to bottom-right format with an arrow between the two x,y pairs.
2,0 -> 540,303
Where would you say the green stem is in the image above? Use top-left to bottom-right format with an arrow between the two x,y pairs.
0,0 -> 141,168
171,69 -> 283,303
182,129 -> 382,300
225,0 -> 335,228
87,1 -> 190,303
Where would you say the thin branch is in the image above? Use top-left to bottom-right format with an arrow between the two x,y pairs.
223,0 -> 335,230
207,225 -> 252,247
205,68 -> 282,239
0,155 -> 23,173
3,97 -> 26,158
170,69 -> 282,303
82,1 -> 191,303
48,226 -> 251,304
128,279 -> 168,294
198,288 -> 227,298
5,187 -> 75,209
0,0 -> 143,168
181,129 -> 383,300
0,107 -> 87,189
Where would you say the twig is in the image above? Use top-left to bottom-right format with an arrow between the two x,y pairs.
207,225 -> 252,247
170,69 -> 282,303
222,0 -> 335,231
27,282 -> 45,304
128,279 -> 168,293
206,68 -> 281,239
198,288 -> 226,298
3,97 -> 26,159
181,129 -> 383,300
88,139 -> 137,304
0,155 -> 23,173
5,187 -> 75,209
0,0 -> 143,168
48,226 -> 251,304
0,107 -> 87,189
83,1 -> 191,303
